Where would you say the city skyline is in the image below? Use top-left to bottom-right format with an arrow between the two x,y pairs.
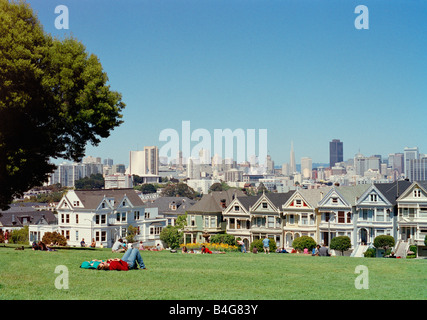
28,0 -> 427,166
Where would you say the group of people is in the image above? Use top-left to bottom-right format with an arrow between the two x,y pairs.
80,238 -> 96,248
32,241 -> 57,252
80,238 -> 151,271
80,247 -> 147,271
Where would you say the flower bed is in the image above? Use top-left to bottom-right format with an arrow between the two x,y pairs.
180,242 -> 239,252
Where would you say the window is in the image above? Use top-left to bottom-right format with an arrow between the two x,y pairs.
75,230 -> 79,241
230,218 -> 235,229
96,231 -> 100,242
234,206 -> 240,212
338,211 -> 345,223
324,212 -> 330,222
296,199 -> 302,206
121,212 -> 126,222
101,231 -> 106,242
262,202 -> 268,209
101,215 -> 106,224
376,209 -> 384,222
210,217 -> 216,228
268,216 -> 275,228
361,209 -> 368,220
76,214 -> 79,224
134,211 -> 140,220
347,212 -> 351,223
370,194 -> 377,202
116,213 -> 120,221
301,214 -> 308,225
102,202 -> 105,208
73,201 -> 79,207
332,197 -> 338,204
66,214 -> 70,223
95,215 -> 100,224
61,214 -> 64,224
289,214 -> 295,224
150,226 -> 163,235
145,212 -> 150,219
414,189 -> 421,197
65,230 -> 70,240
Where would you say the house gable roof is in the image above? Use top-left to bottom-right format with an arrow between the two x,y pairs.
63,189 -> 144,210
396,181 -> 427,202
186,189 -> 245,214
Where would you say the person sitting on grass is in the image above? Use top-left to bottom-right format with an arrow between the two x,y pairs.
111,238 -> 126,253
96,248 -> 147,271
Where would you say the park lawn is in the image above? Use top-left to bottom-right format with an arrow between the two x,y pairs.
0,246 -> 425,300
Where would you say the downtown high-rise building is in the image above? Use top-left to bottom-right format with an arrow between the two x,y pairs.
290,141 -> 296,174
129,146 -> 159,176
329,139 -> 343,168
404,147 -> 419,179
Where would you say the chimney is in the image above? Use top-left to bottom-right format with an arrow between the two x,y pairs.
220,199 -> 226,208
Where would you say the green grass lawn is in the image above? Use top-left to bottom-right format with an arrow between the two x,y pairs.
0,245 -> 425,300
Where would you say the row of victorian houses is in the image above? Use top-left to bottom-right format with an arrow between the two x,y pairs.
183,180 -> 427,257
1,180 -> 426,257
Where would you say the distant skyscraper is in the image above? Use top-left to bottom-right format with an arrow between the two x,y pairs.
144,146 -> 159,175
404,147 -> 419,179
329,139 -> 343,168
290,141 -> 296,174
301,157 -> 312,179
129,146 -> 159,176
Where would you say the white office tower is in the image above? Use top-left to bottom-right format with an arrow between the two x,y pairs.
290,141 -> 296,174
129,146 -> 159,176
404,147 -> 419,179
129,150 -> 146,176
301,157 -> 312,179
199,148 -> 211,165
187,157 -> 200,179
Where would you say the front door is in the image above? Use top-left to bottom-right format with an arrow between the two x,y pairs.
360,228 -> 368,245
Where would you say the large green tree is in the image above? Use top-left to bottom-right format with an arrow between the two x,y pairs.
0,0 -> 125,209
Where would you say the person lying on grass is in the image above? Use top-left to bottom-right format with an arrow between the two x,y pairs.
80,248 -> 146,271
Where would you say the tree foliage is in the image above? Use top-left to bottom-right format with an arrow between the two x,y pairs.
74,174 -> 104,190
160,225 -> 183,249
373,235 -> 395,253
160,183 -> 197,199
42,231 -> 67,246
292,236 -> 317,251
250,238 -> 277,253
0,0 -> 125,209
330,236 -> 352,256
210,233 -> 236,246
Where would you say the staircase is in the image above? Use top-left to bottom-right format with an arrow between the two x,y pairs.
394,240 -> 409,259
352,244 -> 369,257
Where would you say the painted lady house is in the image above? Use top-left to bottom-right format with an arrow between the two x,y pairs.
396,181 -> 427,257
282,187 -> 332,249
354,180 -> 411,257
317,184 -> 369,255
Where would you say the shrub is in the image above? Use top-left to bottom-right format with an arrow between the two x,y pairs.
249,238 -> 277,253
363,247 -> 376,258
210,233 -> 236,246
160,225 -> 183,249
373,235 -> 395,254
291,236 -> 316,252
10,226 -> 29,244
42,231 -> 67,246
330,236 -> 351,256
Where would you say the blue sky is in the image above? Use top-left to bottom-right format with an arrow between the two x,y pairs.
27,0 -> 427,166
